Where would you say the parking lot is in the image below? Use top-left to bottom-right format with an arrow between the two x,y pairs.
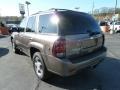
0,34 -> 120,90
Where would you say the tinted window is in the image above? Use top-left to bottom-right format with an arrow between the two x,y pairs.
19,18 -> 27,32
58,12 -> 101,35
26,16 -> 36,32
115,22 -> 120,25
39,14 -> 57,34
100,22 -> 108,26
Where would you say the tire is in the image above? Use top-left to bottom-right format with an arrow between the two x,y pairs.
33,52 -> 50,80
11,39 -> 20,54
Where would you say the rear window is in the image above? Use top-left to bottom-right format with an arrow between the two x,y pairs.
58,11 -> 101,35
100,22 -> 108,26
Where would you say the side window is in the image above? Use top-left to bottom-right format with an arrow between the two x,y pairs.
19,18 -> 27,32
26,16 -> 36,32
114,22 -> 117,25
39,14 -> 57,34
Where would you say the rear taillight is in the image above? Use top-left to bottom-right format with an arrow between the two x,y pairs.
52,37 -> 66,58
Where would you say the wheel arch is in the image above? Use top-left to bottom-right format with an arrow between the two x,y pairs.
29,42 -> 50,70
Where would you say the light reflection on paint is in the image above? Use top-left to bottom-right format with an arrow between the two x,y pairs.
50,14 -> 59,24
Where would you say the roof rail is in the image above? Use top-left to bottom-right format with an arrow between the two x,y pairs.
32,8 -> 69,15
32,11 -> 43,15
49,8 -> 68,11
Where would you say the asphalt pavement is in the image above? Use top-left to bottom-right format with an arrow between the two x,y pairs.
0,34 -> 120,90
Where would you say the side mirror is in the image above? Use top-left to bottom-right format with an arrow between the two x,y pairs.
12,27 -> 20,33
16,27 -> 25,32
16,26 -> 23,33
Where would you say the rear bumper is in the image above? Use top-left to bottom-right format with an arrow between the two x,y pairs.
61,52 -> 106,76
47,47 -> 107,76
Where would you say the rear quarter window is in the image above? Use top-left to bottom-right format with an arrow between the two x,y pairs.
39,14 -> 58,34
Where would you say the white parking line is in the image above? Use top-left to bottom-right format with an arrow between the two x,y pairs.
107,50 -> 120,59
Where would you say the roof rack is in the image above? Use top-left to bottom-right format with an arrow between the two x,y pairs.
48,8 -> 68,11
32,8 -> 69,15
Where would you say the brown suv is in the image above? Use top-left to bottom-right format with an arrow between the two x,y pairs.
11,9 -> 107,80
